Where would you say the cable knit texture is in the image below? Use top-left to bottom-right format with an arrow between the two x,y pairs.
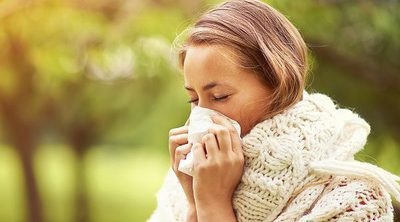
147,90 -> 400,222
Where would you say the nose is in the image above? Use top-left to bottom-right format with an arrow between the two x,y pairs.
195,100 -> 212,111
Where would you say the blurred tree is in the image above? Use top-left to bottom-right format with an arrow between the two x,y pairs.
0,28 -> 43,222
268,0 -> 400,139
0,1 -> 180,222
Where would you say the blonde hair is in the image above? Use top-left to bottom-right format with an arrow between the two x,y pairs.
174,0 -> 309,119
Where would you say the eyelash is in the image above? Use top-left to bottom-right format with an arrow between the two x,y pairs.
187,95 -> 230,104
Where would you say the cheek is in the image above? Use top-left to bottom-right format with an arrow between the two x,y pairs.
236,97 -> 267,135
221,91 -> 268,135
238,108 -> 255,131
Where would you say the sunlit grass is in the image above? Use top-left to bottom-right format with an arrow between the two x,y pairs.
0,144 -> 169,222
0,145 -> 26,222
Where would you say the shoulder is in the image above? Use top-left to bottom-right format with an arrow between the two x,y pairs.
299,175 -> 394,221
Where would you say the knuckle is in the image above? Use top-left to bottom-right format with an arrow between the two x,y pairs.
208,125 -> 216,133
183,144 -> 192,153
216,160 -> 226,168
235,155 -> 245,165
209,161 -> 219,170
176,144 -> 190,154
168,135 -> 176,144
220,154 -> 240,167
217,162 -> 229,170
195,163 -> 207,173
201,135 -> 207,144
169,128 -> 176,136
201,133 -> 213,143
175,147 -> 183,155
217,127 -> 229,136
228,126 -> 237,134
222,157 -> 234,166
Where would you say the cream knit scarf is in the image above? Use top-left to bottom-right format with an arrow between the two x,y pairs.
148,90 -> 400,222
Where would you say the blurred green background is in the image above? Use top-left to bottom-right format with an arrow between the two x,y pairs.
0,0 -> 399,221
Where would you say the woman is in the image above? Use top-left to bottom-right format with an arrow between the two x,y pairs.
148,0 -> 400,221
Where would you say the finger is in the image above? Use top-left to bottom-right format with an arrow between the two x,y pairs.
192,143 -> 206,167
211,115 -> 242,154
169,133 -> 188,147
174,143 -> 192,171
169,126 -> 188,136
233,138 -> 243,155
169,133 -> 188,165
207,123 -> 231,153
201,133 -> 219,159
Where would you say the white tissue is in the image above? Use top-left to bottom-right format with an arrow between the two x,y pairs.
178,106 -> 242,176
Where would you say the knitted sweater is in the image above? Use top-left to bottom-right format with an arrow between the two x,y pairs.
147,90 -> 400,222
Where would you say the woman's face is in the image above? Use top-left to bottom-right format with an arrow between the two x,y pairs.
183,45 -> 272,137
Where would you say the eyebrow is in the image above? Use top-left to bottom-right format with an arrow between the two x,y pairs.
184,81 -> 225,92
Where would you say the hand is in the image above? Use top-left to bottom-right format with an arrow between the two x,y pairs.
192,114 -> 244,221
168,118 -> 196,208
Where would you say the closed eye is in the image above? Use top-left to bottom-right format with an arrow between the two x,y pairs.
214,95 -> 229,101
186,95 -> 230,104
186,99 -> 197,104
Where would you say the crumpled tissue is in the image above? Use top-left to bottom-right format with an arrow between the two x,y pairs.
178,106 -> 242,176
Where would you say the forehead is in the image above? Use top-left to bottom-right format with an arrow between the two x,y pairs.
183,45 -> 243,84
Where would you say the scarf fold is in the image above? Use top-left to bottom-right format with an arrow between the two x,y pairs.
304,92 -> 400,203
309,159 -> 400,202
148,90 -> 399,222
233,90 -> 399,221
